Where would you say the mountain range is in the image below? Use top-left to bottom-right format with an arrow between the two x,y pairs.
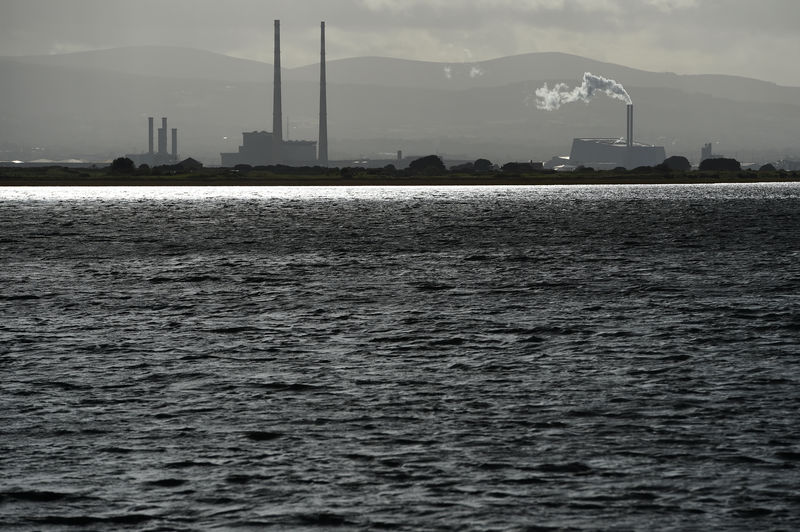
2,46 -> 799,164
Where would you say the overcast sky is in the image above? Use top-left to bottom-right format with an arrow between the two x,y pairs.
3,0 -> 799,86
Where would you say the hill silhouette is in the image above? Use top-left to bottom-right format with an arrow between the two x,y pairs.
12,46 -> 272,83
2,47 -> 799,165
286,52 -> 800,105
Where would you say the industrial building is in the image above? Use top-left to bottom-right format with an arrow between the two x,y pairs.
127,116 -> 179,166
221,20 -> 327,167
221,131 -> 316,167
569,104 -> 666,170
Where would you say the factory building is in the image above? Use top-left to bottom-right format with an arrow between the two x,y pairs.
569,139 -> 666,170
221,20 -> 326,167
220,132 -> 316,167
569,104 -> 666,170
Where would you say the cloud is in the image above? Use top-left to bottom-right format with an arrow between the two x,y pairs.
1,0 -> 799,85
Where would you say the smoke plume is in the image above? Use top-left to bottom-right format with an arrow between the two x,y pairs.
534,72 -> 632,111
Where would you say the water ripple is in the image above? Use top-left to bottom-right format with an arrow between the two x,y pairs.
1,184 -> 799,530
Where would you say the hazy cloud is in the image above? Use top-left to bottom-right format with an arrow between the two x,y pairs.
2,0 -> 799,85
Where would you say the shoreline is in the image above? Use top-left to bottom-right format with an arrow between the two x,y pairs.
3,174 -> 800,187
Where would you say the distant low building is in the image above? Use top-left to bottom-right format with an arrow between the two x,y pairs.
776,159 -> 800,171
174,157 -> 203,172
544,155 -> 575,172
569,138 -> 666,170
220,131 -> 317,167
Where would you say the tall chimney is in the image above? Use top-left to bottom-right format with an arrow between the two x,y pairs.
171,128 -> 178,161
318,21 -> 329,166
626,104 -> 633,148
159,117 -> 168,155
148,117 -> 154,155
273,20 -> 283,155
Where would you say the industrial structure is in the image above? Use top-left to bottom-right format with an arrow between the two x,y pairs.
569,104 -> 666,169
701,142 -> 713,163
221,20 -> 327,167
318,21 -> 328,166
127,116 -> 179,166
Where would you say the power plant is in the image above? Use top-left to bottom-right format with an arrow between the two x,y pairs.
535,74 -> 666,170
221,20 -> 327,167
121,41 -> 670,171
568,104 -> 666,170
127,116 -> 179,166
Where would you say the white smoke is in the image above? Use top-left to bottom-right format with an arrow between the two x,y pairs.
534,72 -> 632,111
442,48 -> 486,80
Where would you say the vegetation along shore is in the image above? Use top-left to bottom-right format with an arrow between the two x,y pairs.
2,155 -> 798,187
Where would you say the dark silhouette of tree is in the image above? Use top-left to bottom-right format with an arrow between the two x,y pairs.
631,166 -> 656,173
174,158 -> 203,172
662,155 -> 691,171
341,167 -> 363,179
474,158 -> 493,173
502,162 -> 542,173
110,157 -> 135,174
408,155 -> 446,175
699,158 -> 741,172
450,162 -> 475,173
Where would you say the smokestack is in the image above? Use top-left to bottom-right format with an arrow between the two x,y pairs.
171,128 -> 178,161
273,20 -> 283,149
318,21 -> 328,166
627,104 -> 633,148
148,117 -> 154,155
158,117 -> 167,156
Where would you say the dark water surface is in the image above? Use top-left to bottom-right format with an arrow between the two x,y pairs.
1,184 -> 799,531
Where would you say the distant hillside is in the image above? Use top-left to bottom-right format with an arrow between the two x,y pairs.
287,52 -> 800,106
9,47 -> 800,103
2,47 -> 800,165
12,46 -> 272,83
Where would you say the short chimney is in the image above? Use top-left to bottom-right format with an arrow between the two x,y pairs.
158,117 -> 168,155
171,128 -> 178,161
148,117 -> 154,155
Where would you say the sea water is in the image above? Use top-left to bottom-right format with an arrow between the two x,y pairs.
1,184 -> 799,530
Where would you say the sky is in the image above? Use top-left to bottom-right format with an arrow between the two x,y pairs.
2,0 -> 800,87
